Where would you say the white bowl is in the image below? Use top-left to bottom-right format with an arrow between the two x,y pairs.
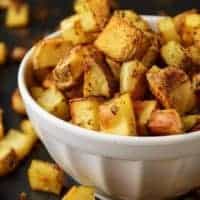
18,16 -> 200,200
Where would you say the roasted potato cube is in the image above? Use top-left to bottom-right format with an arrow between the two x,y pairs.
53,46 -> 87,90
6,3 -> 29,28
28,160 -> 64,195
120,60 -> 147,99
62,186 -> 95,200
0,42 -> 7,65
158,17 -> 180,44
0,145 -> 18,176
61,15 -> 96,45
70,97 -> 101,130
0,109 -> 4,140
147,66 -> 196,114
11,88 -> 26,115
105,57 -> 121,81
99,93 -> 137,136
134,100 -> 158,136
95,10 -> 150,62
30,86 -> 44,99
33,38 -> 73,69
37,87 -> 69,119
148,109 -> 183,136
74,0 -> 111,32
186,45 -> 200,66
182,115 -> 200,132
161,41 -> 189,67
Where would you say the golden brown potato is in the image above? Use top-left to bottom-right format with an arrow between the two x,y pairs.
60,15 -> 97,45
70,97 -> 102,130
0,145 -> 18,176
28,160 -> 64,195
0,42 -> 7,65
30,86 -> 44,99
147,66 -> 196,114
37,87 -> 69,119
99,93 -> 137,136
120,60 -> 147,100
11,88 -> 26,115
5,3 -> 29,28
0,109 -> 4,140
158,17 -> 181,44
186,45 -> 200,66
148,109 -> 183,136
53,46 -> 87,90
182,115 -> 200,132
95,10 -> 150,62
33,37 -> 73,69
161,41 -> 189,67
134,100 -> 158,136
74,0 -> 111,32
62,186 -> 95,200
105,57 -> 121,81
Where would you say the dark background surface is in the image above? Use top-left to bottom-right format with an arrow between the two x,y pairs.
0,0 -> 200,199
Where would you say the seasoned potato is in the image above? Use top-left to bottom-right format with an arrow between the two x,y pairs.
0,145 -> 18,176
30,86 -> 44,99
11,88 -> 26,115
134,100 -> 158,136
33,38 -> 73,69
161,41 -> 189,67
61,15 -> 97,45
74,0 -> 111,32
0,42 -> 7,65
99,93 -> 137,135
106,57 -> 121,81
28,160 -> 64,195
83,50 -> 115,98
62,186 -> 95,200
53,46 -> 87,90
147,66 -> 196,114
120,60 -> 147,99
182,115 -> 200,132
158,17 -> 181,43
148,109 -> 183,136
37,87 -> 69,119
70,97 -> 102,130
0,109 -> 4,140
186,45 -> 200,66
6,3 -> 29,28
95,10 -> 150,62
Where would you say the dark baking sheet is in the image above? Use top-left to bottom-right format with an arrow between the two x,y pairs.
0,0 -> 200,199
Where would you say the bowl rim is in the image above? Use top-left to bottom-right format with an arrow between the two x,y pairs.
18,16 -> 200,148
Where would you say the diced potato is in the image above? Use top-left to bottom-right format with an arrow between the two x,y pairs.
99,93 -> 137,136
74,0 -> 111,32
83,51 -> 115,98
186,45 -> 200,66
0,42 -> 7,65
70,97 -> 102,131
60,15 -> 96,45
148,109 -> 183,136
37,87 -> 69,119
158,17 -> 181,43
161,41 -> 189,67
11,88 -> 26,115
134,100 -> 157,136
53,46 -> 86,90
95,10 -> 150,62
6,3 -> 29,28
105,57 -> 121,81
182,115 -> 200,132
0,144 -> 18,176
30,86 -> 44,99
33,38 -> 73,69
120,60 -> 147,99
0,109 -> 4,140
62,186 -> 95,200
147,66 -> 196,114
28,160 -> 64,195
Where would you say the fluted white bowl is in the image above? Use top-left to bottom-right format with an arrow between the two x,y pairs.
18,16 -> 200,200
